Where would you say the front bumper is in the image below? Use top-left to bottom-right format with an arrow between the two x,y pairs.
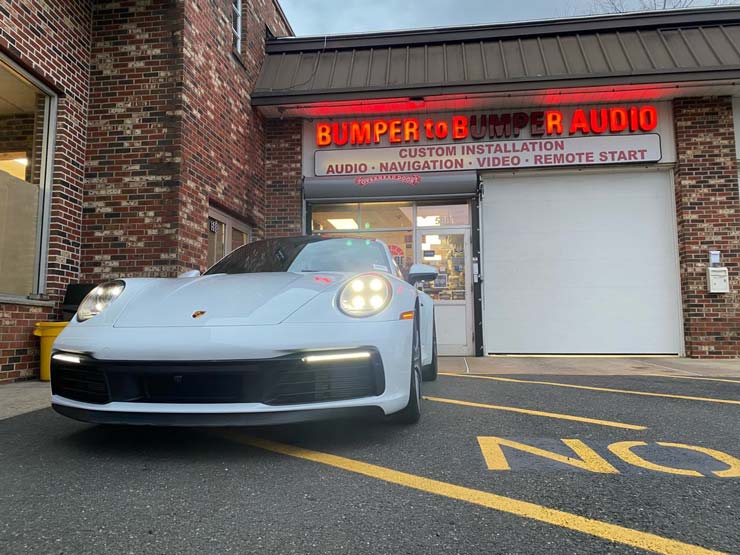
51,349 -> 385,406
51,321 -> 414,424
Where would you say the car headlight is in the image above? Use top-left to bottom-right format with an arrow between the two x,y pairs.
338,274 -> 392,317
76,280 -> 126,322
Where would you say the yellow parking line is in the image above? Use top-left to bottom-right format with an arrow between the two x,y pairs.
424,396 -> 647,430
637,374 -> 740,385
439,373 -> 740,406
221,432 -> 725,555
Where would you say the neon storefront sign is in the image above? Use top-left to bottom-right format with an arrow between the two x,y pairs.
315,105 -> 659,147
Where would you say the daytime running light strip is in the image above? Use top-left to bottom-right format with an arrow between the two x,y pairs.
52,353 -> 81,364
302,352 -> 371,363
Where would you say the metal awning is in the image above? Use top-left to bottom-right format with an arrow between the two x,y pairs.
254,7 -> 740,107
303,171 -> 478,202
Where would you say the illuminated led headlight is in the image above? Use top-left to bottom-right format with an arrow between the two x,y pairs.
339,274 -> 392,317
76,280 -> 126,322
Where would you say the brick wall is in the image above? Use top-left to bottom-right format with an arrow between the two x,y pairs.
82,0 -> 184,282
673,97 -> 740,358
264,118 -> 303,237
83,0 -> 292,279
0,304 -> 53,383
0,0 -> 91,382
179,0 -> 291,270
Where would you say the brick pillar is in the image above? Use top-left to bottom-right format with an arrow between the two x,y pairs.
673,97 -> 740,358
264,119 -> 303,237
82,1 -> 184,281
84,0 -> 293,277
178,0 -> 290,270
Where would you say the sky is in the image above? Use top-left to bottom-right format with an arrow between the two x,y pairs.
278,0 -> 734,36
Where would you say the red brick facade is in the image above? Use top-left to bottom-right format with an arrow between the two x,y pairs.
0,0 -> 91,383
81,0 -> 291,280
0,0 -> 290,383
179,0 -> 290,269
673,97 -> 740,358
264,118 -> 303,237
82,1 -> 184,282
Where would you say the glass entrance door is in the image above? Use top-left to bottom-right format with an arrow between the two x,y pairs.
415,228 -> 473,356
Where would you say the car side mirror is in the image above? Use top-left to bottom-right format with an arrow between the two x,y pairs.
407,263 -> 438,285
177,269 -> 201,278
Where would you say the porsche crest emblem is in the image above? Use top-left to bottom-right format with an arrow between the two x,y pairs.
191,310 -> 206,319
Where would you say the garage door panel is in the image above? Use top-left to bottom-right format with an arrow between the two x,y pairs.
490,256 -> 677,287
488,190 -> 671,234
488,232 -> 673,262
482,171 -> 682,354
488,201 -> 670,234
489,289 -> 675,325
487,290 -> 679,353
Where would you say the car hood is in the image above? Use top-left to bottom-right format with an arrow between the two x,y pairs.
113,272 -> 345,328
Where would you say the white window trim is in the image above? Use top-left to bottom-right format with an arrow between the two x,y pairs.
0,52 -> 57,301
208,207 -> 251,263
231,0 -> 243,54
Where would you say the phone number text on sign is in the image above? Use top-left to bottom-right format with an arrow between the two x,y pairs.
314,134 -> 662,176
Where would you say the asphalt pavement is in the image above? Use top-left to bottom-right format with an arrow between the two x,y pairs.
1,370 -> 738,554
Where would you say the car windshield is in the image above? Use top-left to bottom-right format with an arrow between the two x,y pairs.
204,237 -> 391,275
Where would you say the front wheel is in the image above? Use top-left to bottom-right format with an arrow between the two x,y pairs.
390,317 -> 422,424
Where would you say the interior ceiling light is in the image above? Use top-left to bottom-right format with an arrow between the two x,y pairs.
327,218 -> 359,230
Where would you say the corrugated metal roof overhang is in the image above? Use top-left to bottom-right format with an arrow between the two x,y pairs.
253,7 -> 740,107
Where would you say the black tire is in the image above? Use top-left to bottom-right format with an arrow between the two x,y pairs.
390,316 -> 422,424
421,318 -> 438,382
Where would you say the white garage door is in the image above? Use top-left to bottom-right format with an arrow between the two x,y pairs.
481,170 -> 683,355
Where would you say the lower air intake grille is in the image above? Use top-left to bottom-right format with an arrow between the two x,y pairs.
51,364 -> 110,404
264,360 -> 381,405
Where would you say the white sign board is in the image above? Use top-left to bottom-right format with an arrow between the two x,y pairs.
315,134 -> 662,177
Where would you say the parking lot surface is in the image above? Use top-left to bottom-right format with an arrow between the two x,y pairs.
1,366 -> 739,554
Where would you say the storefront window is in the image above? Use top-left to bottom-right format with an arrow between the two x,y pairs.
416,203 -> 470,227
0,60 -> 52,297
311,203 -> 360,231
359,202 -> 413,230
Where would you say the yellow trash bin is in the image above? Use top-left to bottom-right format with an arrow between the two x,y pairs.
33,322 -> 68,382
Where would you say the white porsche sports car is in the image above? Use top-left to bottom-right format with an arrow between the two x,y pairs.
51,236 -> 439,426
